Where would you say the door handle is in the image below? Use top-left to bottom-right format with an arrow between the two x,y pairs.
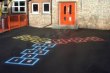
64,17 -> 66,21
69,17 -> 72,21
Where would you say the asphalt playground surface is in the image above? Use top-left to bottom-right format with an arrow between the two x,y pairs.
0,26 -> 110,73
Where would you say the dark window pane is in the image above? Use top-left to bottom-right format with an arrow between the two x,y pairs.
69,5 -> 72,14
4,4 -> 8,6
20,1 -> 25,6
33,4 -> 38,11
4,0 -> 7,6
15,7 -> 18,11
4,8 -> 7,12
44,4 -> 49,11
20,7 -> 25,11
64,6 -> 66,14
14,2 -> 18,6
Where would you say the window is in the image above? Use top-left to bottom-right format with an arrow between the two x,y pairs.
2,2 -> 8,13
32,3 -> 39,14
69,5 -> 72,14
20,1 -> 25,6
64,6 -> 66,14
14,1 -> 18,6
43,3 -> 50,14
12,0 -> 26,13
3,7 -> 8,13
2,6 -> 8,13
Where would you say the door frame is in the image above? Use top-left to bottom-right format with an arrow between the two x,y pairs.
59,1 -> 77,26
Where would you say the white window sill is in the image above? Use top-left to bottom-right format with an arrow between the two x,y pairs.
2,12 -> 8,13
43,11 -> 51,14
12,11 -> 26,13
42,13 -> 51,15
30,12 -> 39,14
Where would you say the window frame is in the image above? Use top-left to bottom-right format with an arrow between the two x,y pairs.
2,2 -> 8,13
32,3 -> 39,14
42,2 -> 50,14
12,0 -> 26,13
2,6 -> 8,13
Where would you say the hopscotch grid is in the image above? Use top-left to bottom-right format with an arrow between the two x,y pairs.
5,43 -> 57,66
20,49 -> 38,54
32,46 -> 48,50
36,50 -> 50,55
5,57 -> 26,65
19,58 -> 40,66
20,53 -> 38,59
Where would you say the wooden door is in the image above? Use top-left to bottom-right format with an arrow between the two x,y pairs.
59,2 -> 76,25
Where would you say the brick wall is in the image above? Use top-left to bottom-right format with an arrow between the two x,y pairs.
29,0 -> 51,28
52,0 -> 110,30
77,0 -> 110,30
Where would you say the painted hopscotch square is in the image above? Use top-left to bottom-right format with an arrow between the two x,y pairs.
5,57 -> 25,65
21,49 -> 37,54
35,50 -> 49,56
20,58 -> 40,66
32,46 -> 47,50
43,43 -> 56,48
21,53 -> 38,59
32,43 -> 45,47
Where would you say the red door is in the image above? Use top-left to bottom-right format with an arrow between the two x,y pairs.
59,2 -> 76,25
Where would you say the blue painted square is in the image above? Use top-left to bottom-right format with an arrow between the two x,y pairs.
21,49 -> 37,54
20,58 -> 40,66
33,46 -> 47,50
5,57 -> 25,65
32,43 -> 45,47
44,43 -> 56,48
35,50 -> 49,55
21,53 -> 38,59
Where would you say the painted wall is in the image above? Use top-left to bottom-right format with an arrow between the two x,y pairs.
29,0 -> 51,28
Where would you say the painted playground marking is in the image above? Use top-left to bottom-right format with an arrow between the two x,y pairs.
52,36 -> 105,44
5,35 -> 105,66
12,35 -> 105,45
5,43 -> 57,66
12,35 -> 51,43
5,57 -> 39,66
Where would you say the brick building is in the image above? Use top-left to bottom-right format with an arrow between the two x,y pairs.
28,0 -> 110,30
1,0 -> 110,30
28,0 -> 52,28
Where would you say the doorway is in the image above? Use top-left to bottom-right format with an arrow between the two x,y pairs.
59,2 -> 76,25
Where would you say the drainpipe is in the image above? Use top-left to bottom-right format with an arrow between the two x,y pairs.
51,0 -> 52,25
43,0 -> 52,28
27,0 -> 29,26
26,0 -> 29,25
27,0 -> 32,26
80,0 -> 82,11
